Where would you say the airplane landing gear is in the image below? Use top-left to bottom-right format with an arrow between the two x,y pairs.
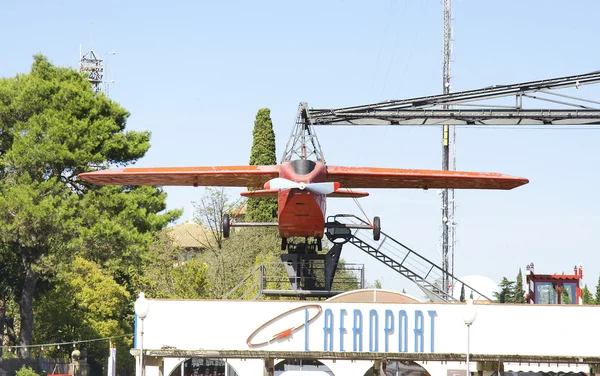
325,214 -> 382,242
223,214 -> 230,238
281,237 -> 287,250
373,216 -> 381,241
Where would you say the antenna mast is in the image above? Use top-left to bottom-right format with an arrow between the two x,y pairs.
441,0 -> 453,297
78,26 -> 115,97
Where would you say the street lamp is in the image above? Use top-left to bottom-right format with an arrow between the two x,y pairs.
463,298 -> 478,376
135,292 -> 150,376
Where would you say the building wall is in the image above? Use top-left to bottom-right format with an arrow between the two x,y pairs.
136,299 -> 600,376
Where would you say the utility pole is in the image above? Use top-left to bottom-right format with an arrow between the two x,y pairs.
441,0 -> 452,296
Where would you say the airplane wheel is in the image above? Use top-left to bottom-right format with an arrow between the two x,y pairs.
223,214 -> 230,238
317,238 -> 322,252
373,216 -> 381,241
281,237 -> 287,251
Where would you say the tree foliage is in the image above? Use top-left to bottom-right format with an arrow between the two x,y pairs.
0,55 -> 179,360
16,366 -> 40,376
513,268 -> 526,304
582,284 -> 594,305
170,258 -> 210,299
595,273 -> 600,305
495,269 -> 528,304
205,227 -> 281,298
494,277 -> 515,303
246,108 -> 277,222
33,257 -> 131,368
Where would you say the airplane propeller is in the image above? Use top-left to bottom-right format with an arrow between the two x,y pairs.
264,178 -> 340,195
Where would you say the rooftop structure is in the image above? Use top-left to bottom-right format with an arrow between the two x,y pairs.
525,263 -> 583,305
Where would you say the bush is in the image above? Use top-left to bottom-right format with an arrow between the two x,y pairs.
16,366 -> 40,376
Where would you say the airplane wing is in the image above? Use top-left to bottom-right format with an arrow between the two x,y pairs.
77,166 -> 280,187
325,166 -> 528,190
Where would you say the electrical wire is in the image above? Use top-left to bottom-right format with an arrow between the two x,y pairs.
0,333 -> 133,350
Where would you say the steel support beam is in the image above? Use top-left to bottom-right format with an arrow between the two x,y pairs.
306,109 -> 600,126
304,70 -> 600,127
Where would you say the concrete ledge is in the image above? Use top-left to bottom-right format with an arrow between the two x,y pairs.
131,349 -> 600,365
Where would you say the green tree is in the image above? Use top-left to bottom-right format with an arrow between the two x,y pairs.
513,268 -> 526,304
76,185 -> 180,290
494,277 -> 515,303
16,366 -> 39,376
33,257 -> 131,372
582,284 -> 594,305
170,258 -> 210,298
459,284 -> 465,302
595,273 -> 600,305
144,229 -> 210,300
246,108 -> 277,222
193,187 -> 281,298
0,55 -> 179,357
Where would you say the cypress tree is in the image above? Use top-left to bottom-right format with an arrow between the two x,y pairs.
595,273 -> 600,305
582,284 -> 594,305
494,277 -> 515,303
246,108 -> 278,222
513,268 -> 526,303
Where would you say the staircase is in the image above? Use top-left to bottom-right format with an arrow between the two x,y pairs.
224,214 -> 492,302
325,214 -> 492,302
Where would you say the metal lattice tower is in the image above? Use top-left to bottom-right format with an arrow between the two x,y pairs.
280,102 -> 326,163
441,0 -> 452,296
79,48 -> 104,95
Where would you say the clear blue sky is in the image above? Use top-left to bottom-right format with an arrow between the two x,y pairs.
2,0 -> 600,298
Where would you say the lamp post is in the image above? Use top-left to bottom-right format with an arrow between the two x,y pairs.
463,298 -> 478,376
134,292 -> 150,376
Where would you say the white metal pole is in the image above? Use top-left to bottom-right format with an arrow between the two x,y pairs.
466,323 -> 471,376
140,318 -> 145,376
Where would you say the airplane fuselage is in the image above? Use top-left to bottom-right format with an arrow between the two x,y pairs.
277,160 -> 327,239
278,189 -> 326,239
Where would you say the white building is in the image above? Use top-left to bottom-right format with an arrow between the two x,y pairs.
133,290 -> 600,376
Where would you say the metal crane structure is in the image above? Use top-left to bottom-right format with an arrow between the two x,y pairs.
299,69 -> 600,296
304,70 -> 600,127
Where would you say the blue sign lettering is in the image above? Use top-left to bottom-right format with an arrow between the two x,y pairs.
428,310 -> 437,352
339,309 -> 347,352
369,309 -> 379,352
323,309 -> 334,351
353,309 -> 363,351
399,310 -> 408,352
414,310 -> 424,352
305,308 -> 310,351
312,307 -> 436,354
384,310 -> 394,352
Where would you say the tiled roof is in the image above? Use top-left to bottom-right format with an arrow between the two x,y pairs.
166,222 -> 213,249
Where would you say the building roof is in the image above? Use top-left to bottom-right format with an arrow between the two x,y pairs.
166,221 -> 213,249
326,288 -> 422,303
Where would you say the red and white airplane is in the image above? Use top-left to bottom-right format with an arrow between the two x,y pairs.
78,158 -> 528,248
